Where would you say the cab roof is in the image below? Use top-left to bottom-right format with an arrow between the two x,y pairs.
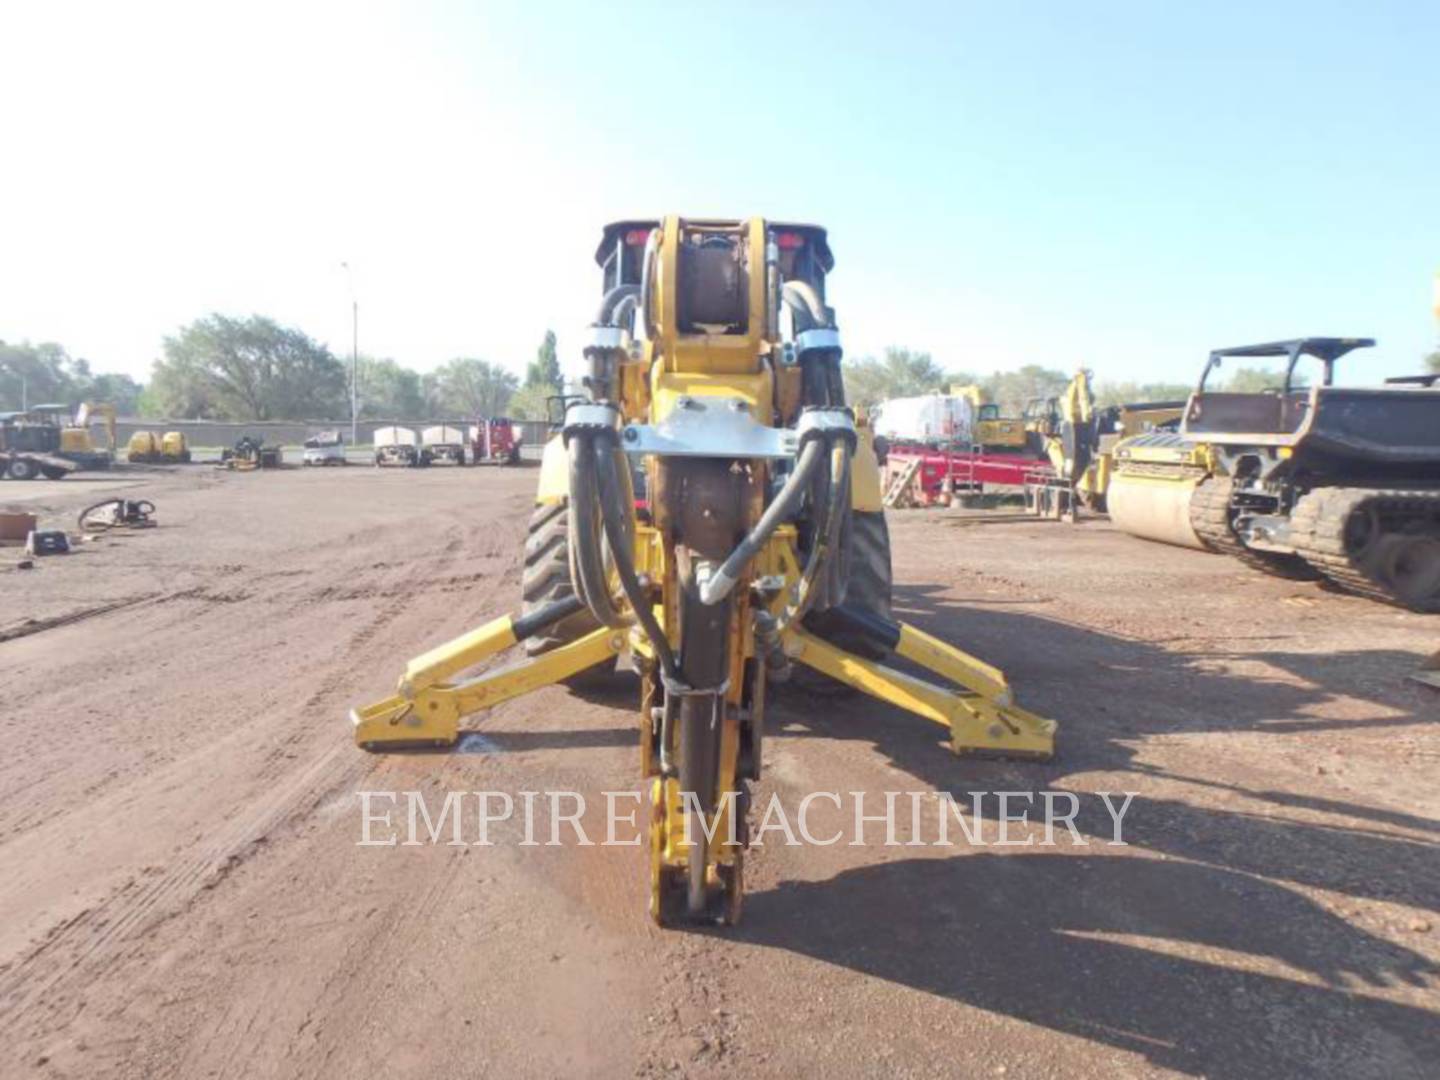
595,219 -> 834,271
1210,338 -> 1375,363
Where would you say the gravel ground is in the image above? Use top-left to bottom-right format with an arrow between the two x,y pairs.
1,464 -> 1436,1079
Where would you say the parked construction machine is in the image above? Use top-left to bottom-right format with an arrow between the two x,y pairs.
220,435 -> 280,470
1106,338 -> 1440,611
29,402 -> 117,469
0,412 -> 75,479
350,216 -> 1056,926
127,430 -> 192,463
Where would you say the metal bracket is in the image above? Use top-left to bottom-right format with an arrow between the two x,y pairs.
622,397 -> 798,459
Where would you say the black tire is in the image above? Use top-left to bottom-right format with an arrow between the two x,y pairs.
802,509 -> 895,660
7,458 -> 39,481
520,499 -> 611,683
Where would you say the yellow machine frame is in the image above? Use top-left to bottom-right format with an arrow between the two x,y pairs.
351,215 -> 1056,926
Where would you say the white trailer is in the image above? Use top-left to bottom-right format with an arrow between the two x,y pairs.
373,426 -> 420,467
421,425 -> 467,466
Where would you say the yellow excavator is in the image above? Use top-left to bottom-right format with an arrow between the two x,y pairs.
351,217 -> 1057,925
28,402 -> 117,469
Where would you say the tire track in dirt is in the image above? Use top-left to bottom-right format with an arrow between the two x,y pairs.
0,741 -> 370,1043
0,486 -> 531,1064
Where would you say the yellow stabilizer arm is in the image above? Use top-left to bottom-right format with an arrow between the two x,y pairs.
351,615 -> 624,750
786,626 -> 1055,759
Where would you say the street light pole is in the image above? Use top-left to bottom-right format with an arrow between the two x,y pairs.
351,296 -> 359,447
341,261 -> 358,446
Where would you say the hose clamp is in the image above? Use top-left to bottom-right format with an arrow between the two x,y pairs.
584,325 -> 624,353
795,328 -> 841,356
796,406 -> 857,451
660,671 -> 731,699
562,402 -> 622,445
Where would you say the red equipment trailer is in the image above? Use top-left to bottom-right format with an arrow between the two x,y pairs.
883,444 -> 1053,507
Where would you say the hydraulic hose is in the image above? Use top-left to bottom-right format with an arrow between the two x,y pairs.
594,284 -> 640,326
566,432 -> 625,628
610,293 -> 638,335
777,440 -> 852,631
697,438 -> 828,607
593,437 -> 680,680
782,281 -> 830,329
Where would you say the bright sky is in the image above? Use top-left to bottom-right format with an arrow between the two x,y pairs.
2,1 -> 1437,389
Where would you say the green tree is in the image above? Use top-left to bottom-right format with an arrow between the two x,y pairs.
356,356 -> 425,419
844,346 -> 948,409
84,372 -> 145,414
430,357 -> 518,417
1425,349 -> 1440,373
525,329 -> 562,391
1093,379 -> 1194,409
0,340 -> 84,410
980,365 -> 1071,414
149,314 -> 347,420
506,382 -> 554,420
1223,366 -> 1307,393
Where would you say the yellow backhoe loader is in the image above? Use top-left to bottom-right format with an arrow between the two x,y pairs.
350,217 -> 1056,925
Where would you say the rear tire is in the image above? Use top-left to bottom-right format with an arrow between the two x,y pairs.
7,458 -> 38,481
802,509 -> 895,661
520,499 -> 611,684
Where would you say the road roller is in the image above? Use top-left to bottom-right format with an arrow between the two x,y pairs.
1106,338 -> 1440,610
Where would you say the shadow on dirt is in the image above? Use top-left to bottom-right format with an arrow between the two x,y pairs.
754,585 -> 1439,1074
774,585 -> 1439,910
737,852 -> 1439,1078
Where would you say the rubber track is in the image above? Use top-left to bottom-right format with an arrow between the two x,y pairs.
1189,476 -> 1320,580
1289,487 -> 1440,612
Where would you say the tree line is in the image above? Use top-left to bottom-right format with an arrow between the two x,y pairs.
4,315 -> 1438,421
844,345 -> 1440,414
0,316 -> 565,421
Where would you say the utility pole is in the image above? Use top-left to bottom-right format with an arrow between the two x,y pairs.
342,262 -> 359,446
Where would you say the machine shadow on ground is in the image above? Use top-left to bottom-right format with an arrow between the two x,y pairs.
770,586 -> 1439,910
736,852 -> 1439,1079
742,589 -> 1439,1076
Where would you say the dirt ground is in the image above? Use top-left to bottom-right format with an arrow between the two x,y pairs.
2,464 -> 1436,1079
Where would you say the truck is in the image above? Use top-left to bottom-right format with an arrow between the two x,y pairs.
0,412 -> 75,480
302,430 -> 347,466
469,418 -> 522,465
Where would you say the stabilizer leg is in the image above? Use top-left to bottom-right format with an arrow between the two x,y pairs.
351,612 -> 623,750
787,627 -> 1055,759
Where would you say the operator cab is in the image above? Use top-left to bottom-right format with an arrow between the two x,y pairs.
595,218 -> 834,299
1188,337 -> 1375,437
